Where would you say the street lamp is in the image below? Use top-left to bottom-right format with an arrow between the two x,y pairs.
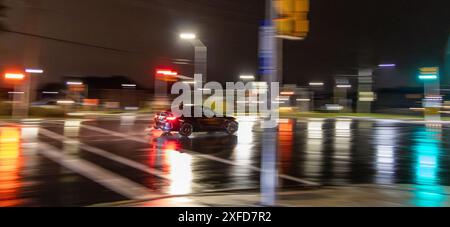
42,91 -> 59,94
121,84 -> 137,88
308,82 -> 324,111
182,80 -> 196,85
240,75 -> 255,81
25,68 -> 44,74
309,82 -> 324,87
66,81 -> 83,85
179,33 -> 196,40
179,32 -> 207,82
378,64 -> 396,68
66,81 -> 86,106
336,84 -> 352,88
25,68 -> 44,105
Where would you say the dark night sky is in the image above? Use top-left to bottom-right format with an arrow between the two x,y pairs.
0,0 -> 449,89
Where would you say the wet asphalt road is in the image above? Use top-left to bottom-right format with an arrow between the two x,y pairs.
1,116 -> 450,206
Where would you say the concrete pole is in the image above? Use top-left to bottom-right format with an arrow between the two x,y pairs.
424,78 -> 441,122
193,39 -> 207,83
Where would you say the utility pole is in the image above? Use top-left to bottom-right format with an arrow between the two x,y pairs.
259,0 -> 278,207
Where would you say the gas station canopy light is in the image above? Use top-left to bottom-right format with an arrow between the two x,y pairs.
418,67 -> 439,80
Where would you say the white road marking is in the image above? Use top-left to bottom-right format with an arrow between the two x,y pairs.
37,143 -> 161,200
38,128 -> 172,182
80,123 -> 320,186
189,150 -> 318,186
2,120 -> 319,187
81,124 -> 149,144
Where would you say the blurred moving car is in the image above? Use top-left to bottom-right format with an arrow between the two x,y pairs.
151,106 -> 238,137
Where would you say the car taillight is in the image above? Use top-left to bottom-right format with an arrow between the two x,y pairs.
166,116 -> 177,121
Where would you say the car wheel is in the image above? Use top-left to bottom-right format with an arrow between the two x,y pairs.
225,120 -> 238,135
179,123 -> 194,137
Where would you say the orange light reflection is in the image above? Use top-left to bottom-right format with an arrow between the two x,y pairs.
0,127 -> 23,207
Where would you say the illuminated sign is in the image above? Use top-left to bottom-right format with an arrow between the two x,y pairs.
418,67 -> 439,80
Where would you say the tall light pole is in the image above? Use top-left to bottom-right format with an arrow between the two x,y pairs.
259,0 -> 278,207
121,83 -> 137,109
4,69 -> 43,118
179,33 -> 207,83
308,82 -> 325,111
4,72 -> 26,118
357,63 -> 395,113
25,68 -> 44,109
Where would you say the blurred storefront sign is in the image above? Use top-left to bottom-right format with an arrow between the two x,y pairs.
68,84 -> 85,92
83,99 -> 99,106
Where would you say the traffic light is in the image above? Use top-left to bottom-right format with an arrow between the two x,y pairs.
274,0 -> 309,40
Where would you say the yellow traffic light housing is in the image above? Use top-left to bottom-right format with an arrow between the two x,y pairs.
274,0 -> 310,40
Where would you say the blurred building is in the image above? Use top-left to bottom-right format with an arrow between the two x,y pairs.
50,75 -> 152,109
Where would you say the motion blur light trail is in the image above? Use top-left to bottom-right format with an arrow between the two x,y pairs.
412,126 -> 446,207
0,127 -> 23,207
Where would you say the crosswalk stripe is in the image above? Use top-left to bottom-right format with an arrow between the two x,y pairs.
38,128 -> 173,182
37,143 -> 161,201
80,123 -> 320,187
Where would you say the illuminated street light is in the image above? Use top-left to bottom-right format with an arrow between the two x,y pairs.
42,91 -> 59,94
66,81 -> 83,85
378,64 -> 396,68
25,68 -> 44,74
179,33 -> 196,40
280,91 -> 295,96
182,81 -> 196,84
57,100 -> 75,105
276,96 -> 290,101
337,84 -> 352,88
8,91 -> 24,94
240,75 -> 255,80
179,32 -> 207,82
121,84 -> 136,88
309,82 -> 324,86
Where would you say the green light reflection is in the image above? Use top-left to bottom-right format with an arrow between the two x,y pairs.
412,126 -> 445,207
